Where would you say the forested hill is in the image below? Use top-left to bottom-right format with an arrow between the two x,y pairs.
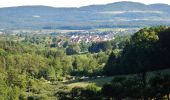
1,1 -> 170,29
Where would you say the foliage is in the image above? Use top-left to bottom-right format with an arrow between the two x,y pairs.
104,26 -> 170,76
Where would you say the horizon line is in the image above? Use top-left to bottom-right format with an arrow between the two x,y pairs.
0,1 -> 169,9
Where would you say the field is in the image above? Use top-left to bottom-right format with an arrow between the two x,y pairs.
65,69 -> 170,88
66,76 -> 114,88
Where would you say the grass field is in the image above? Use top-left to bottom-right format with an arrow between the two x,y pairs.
66,69 -> 170,88
66,76 -> 114,88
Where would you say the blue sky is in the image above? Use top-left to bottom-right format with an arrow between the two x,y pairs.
0,0 -> 170,8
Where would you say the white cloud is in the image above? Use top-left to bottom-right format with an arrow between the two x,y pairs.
0,0 -> 170,8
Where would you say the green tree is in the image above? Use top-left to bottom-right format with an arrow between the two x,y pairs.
0,75 -> 8,100
102,83 -> 114,100
103,52 -> 118,76
46,66 -> 56,81
66,44 -> 80,55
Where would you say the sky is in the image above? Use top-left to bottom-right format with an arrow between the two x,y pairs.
0,0 -> 170,8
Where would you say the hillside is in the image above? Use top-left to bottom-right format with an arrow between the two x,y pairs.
1,1 -> 170,30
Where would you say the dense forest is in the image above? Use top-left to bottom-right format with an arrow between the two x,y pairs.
0,26 -> 170,100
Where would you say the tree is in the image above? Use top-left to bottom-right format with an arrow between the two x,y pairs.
71,87 -> 84,100
103,52 -> 118,76
111,77 -> 126,100
102,83 -> 114,100
46,66 -> 56,81
66,44 -> 80,55
0,74 -> 8,100
6,70 -> 26,89
61,56 -> 73,76
123,76 -> 143,99
7,87 -> 20,100
156,27 -> 170,68
82,84 -> 101,100
54,58 -> 63,78
149,74 -> 170,100
88,41 -> 112,53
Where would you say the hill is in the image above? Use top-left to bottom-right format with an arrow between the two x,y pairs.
1,1 -> 170,29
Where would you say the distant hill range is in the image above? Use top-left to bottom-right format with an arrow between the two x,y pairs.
1,1 -> 170,30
